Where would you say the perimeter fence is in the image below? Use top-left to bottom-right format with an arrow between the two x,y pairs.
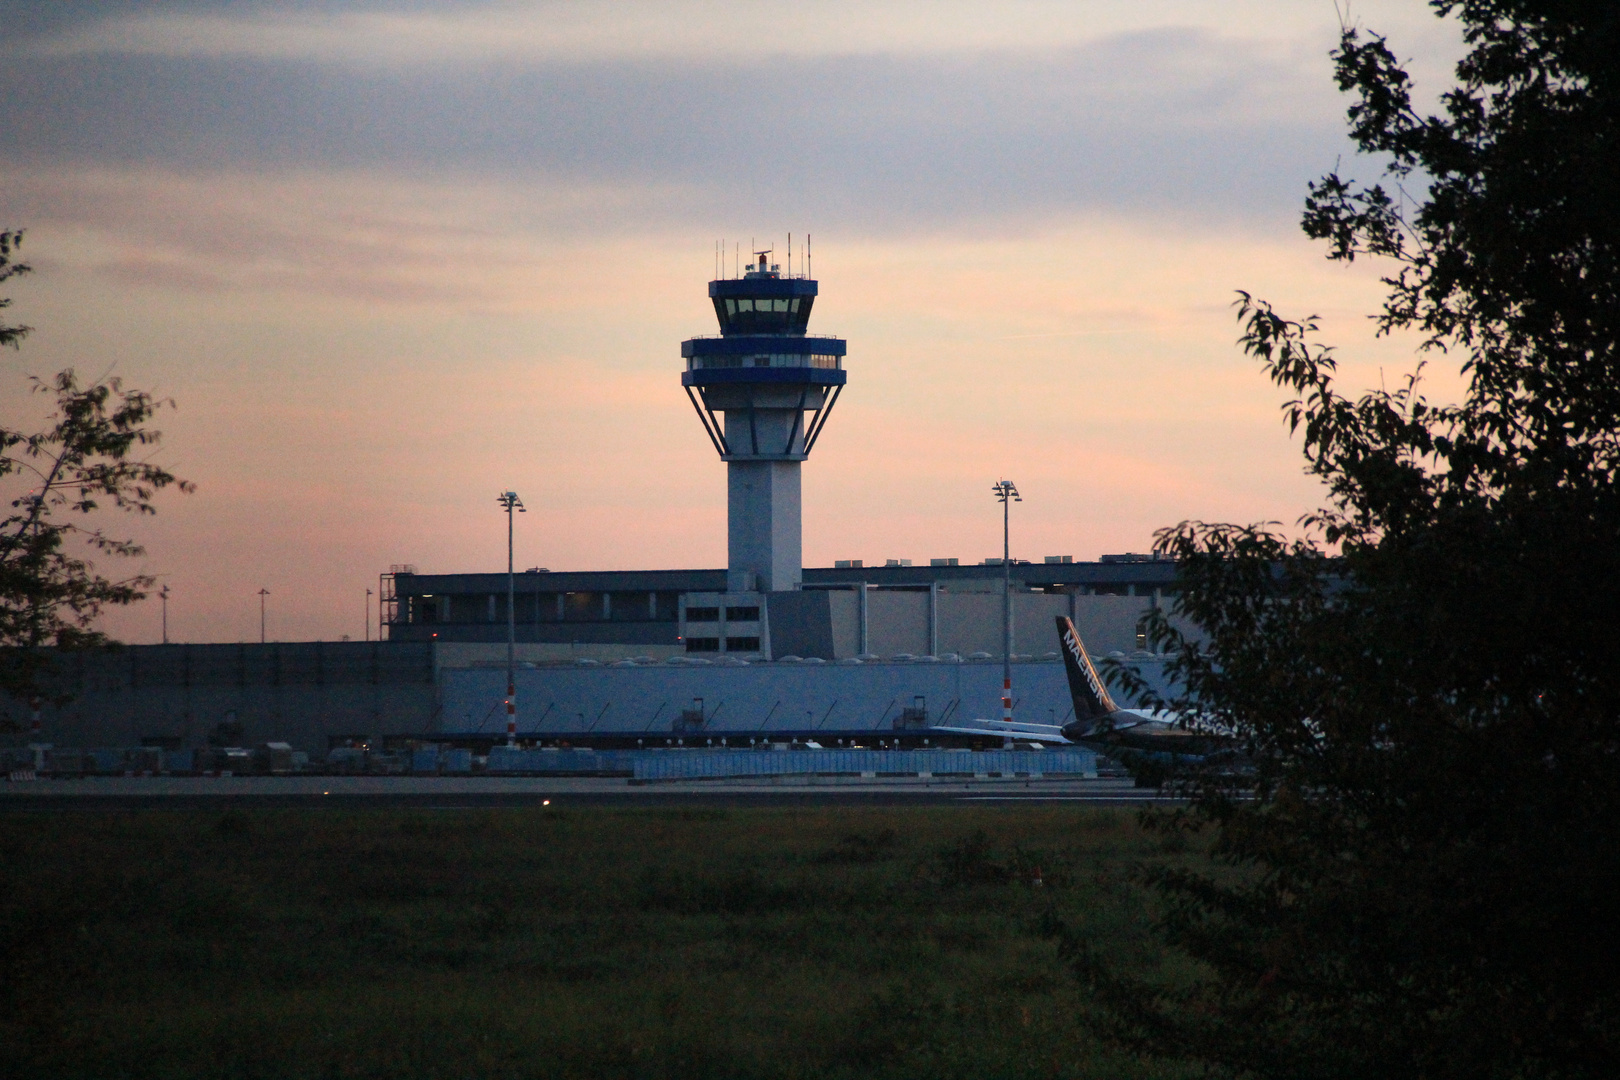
472,746 -> 1097,780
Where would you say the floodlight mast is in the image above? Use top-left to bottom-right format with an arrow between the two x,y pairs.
992,480 -> 1021,725
497,491 -> 526,746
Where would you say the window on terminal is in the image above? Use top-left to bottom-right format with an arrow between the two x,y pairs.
726,606 -> 760,621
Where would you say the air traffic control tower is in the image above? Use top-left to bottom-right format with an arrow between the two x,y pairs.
682,249 -> 847,593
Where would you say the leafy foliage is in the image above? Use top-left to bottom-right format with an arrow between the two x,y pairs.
0,231 -> 193,698
1072,5 -> 1620,1078
0,230 -> 29,350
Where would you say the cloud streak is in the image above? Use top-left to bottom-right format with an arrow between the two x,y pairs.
0,29 -> 1351,234
13,1 -> 1355,63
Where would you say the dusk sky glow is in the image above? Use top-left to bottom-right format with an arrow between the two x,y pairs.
0,1 -> 1466,644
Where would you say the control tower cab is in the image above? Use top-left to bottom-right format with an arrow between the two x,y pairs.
682,249 -> 847,592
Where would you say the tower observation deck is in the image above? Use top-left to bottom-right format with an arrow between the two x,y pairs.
682,249 -> 847,592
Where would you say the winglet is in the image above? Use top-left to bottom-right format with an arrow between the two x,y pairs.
1056,616 -> 1117,722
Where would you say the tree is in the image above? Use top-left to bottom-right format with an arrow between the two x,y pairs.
1064,5 -> 1620,1078
0,231 -> 32,355
0,229 -> 193,701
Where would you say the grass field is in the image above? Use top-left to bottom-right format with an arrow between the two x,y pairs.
0,805 -> 1198,1079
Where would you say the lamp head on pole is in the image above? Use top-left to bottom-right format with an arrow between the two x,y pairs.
496,491 -> 526,513
991,480 -> 1021,503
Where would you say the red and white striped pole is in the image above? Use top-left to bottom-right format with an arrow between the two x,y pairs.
506,682 -> 516,746
1003,676 -> 1012,722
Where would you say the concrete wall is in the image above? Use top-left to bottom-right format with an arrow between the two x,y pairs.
432,641 -> 688,671
935,590 -> 1004,656
763,590 -> 836,660
399,621 -> 682,645
866,590 -> 930,656
847,589 -> 1162,660
441,657 -> 1181,738
1067,595 -> 1152,655
828,590 -> 861,659
2,642 -> 437,753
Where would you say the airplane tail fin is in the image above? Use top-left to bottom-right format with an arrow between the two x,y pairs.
1056,616 -> 1118,723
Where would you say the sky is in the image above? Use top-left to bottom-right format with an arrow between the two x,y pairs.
0,0 -> 1467,645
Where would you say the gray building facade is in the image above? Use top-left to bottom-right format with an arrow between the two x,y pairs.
382,556 -> 1183,661
3,641 -> 436,753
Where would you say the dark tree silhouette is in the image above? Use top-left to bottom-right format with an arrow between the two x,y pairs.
1066,5 -> 1620,1078
0,230 -> 193,700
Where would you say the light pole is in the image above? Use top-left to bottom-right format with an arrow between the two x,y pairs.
497,491 -> 526,746
365,588 -> 373,642
160,584 -> 170,644
258,588 -> 269,643
991,480 -> 1021,723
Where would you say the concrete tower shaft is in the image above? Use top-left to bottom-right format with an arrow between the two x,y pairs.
681,250 -> 847,592
727,461 -> 800,593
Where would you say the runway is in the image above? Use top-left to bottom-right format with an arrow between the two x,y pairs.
0,774 -> 1172,810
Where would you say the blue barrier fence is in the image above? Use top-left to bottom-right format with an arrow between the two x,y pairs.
631,749 -> 1096,780
480,748 -> 640,774
460,747 -> 1097,779
16,744 -> 1098,779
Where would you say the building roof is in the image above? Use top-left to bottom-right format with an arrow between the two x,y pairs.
388,559 -> 1179,595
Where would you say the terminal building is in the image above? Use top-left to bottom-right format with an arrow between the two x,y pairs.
10,246 -> 1188,755
363,248 -> 1192,749
383,248 -> 1183,665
